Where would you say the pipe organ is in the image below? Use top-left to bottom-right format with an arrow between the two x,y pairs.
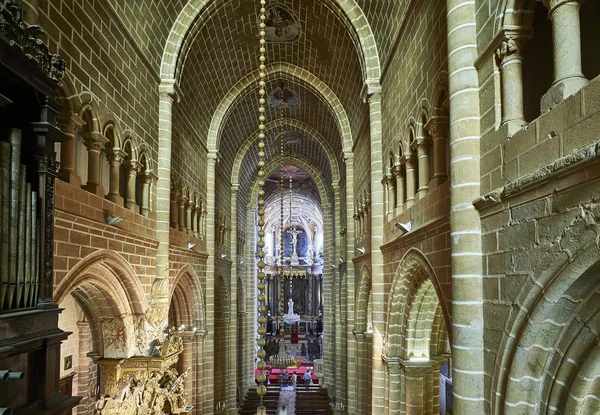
0,129 -> 40,311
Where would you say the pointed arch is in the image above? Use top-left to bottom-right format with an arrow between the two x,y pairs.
160,0 -> 380,84
385,249 -> 449,359
169,264 -> 206,329
207,63 -> 354,154
54,250 -> 148,316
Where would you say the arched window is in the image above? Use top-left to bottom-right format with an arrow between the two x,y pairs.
580,0 -> 600,80
522,3 -> 553,122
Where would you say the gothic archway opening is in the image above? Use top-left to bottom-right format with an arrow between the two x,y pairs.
256,164 -> 326,387
385,250 -> 451,414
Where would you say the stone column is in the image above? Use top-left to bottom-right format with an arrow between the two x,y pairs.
140,173 -> 155,217
124,160 -> 141,211
185,200 -> 193,235
425,117 -> 449,189
204,151 -> 217,414
363,199 -> 371,252
392,164 -> 405,214
228,185 -> 239,412
496,35 -> 528,134
404,153 -> 417,208
344,154 -> 358,414
446,0 -> 484,412
357,204 -> 364,243
386,174 -> 396,218
541,0 -> 587,110
191,204 -> 199,236
416,139 -> 431,200
57,112 -> 85,186
81,132 -> 108,196
367,88 -> 385,413
178,194 -> 188,232
76,322 -> 92,415
170,190 -> 179,229
387,360 -> 402,414
107,149 -> 126,205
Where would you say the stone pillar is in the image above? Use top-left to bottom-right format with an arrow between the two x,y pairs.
416,139 -> 431,200
185,200 -> 193,234
357,204 -> 364,242
57,112 -> 85,186
107,149 -> 126,205
387,360 -> 402,414
140,173 -> 155,217
353,331 -> 366,414
170,190 -> 179,229
386,174 -> 396,218
178,195 -> 188,232
404,153 -> 417,208
228,185 -> 239,412
496,35 -> 528,134
393,164 -> 405,213
76,322 -> 92,415
367,88 -> 385,413
363,199 -> 371,252
446,0 -> 484,412
425,117 -> 449,189
344,154 -> 358,414
541,0 -> 587,110
191,204 -> 199,236
204,151 -> 218,414
81,132 -> 108,196
124,160 -> 141,211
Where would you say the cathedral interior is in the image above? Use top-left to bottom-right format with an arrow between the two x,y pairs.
0,0 -> 600,414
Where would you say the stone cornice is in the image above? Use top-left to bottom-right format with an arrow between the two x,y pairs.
474,140 -> 600,211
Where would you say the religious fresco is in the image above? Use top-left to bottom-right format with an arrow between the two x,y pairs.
270,83 -> 300,108
263,3 -> 301,43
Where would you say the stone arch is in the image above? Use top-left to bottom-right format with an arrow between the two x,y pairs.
247,154 -> 332,207
169,264 -> 205,329
121,131 -> 139,161
356,265 -> 372,332
160,0 -> 380,84
78,97 -> 101,134
54,250 -> 148,358
493,216 -> 600,413
231,117 -> 341,186
385,249 -> 448,360
137,143 -> 155,173
207,63 -> 354,154
102,120 -> 123,149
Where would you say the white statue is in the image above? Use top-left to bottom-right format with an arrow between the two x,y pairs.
288,298 -> 294,315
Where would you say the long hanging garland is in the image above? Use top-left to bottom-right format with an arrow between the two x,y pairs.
255,0 -> 269,408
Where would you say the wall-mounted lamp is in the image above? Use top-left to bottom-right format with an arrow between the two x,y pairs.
105,214 -> 125,226
395,220 -> 412,234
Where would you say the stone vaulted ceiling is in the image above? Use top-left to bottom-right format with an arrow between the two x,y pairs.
175,0 -> 367,189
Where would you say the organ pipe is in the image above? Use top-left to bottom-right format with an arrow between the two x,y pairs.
1,129 -> 40,310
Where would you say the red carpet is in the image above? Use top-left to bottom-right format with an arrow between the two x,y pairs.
255,362 -> 317,385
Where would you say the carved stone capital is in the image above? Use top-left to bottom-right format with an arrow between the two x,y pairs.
424,116 -> 448,138
57,112 -> 86,136
107,148 -> 127,166
81,132 -> 109,152
540,0 -> 580,14
495,36 -> 527,63
125,159 -> 142,174
158,79 -> 182,103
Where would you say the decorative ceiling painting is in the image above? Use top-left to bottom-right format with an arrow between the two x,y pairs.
270,83 -> 300,108
263,3 -> 302,43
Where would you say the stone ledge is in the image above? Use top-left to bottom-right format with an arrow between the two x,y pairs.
475,140 -> 600,211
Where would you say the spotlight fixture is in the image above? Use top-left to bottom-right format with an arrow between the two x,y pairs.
187,242 -> 197,250
220,253 -> 227,259
395,220 -> 413,234
338,257 -> 345,264
356,247 -> 365,254
240,260 -> 245,264
105,214 -> 125,226
331,264 -> 336,269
